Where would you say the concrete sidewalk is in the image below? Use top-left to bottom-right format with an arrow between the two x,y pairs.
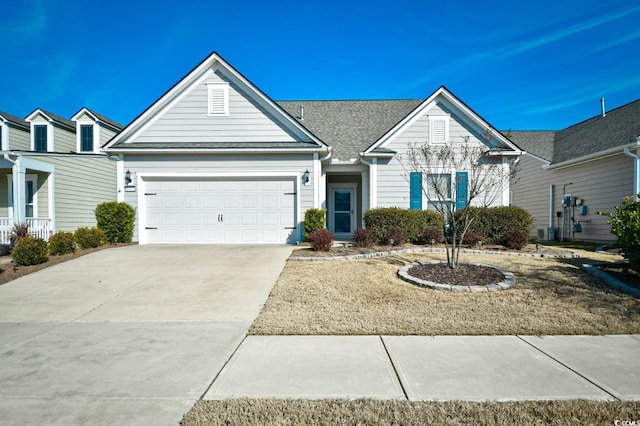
206,334 -> 640,402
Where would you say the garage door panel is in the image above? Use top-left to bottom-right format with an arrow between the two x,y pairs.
144,177 -> 297,244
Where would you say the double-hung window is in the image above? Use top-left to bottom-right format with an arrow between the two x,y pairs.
80,125 -> 94,152
427,173 -> 451,215
34,125 -> 47,151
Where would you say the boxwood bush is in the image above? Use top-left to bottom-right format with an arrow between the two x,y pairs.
363,208 -> 443,245
12,236 -> 48,266
459,206 -> 533,244
95,202 -> 135,244
304,209 -> 326,241
48,231 -> 75,255
74,227 -> 105,249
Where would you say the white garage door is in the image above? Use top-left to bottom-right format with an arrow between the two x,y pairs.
143,178 -> 296,244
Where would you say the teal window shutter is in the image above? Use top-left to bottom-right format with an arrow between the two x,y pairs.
455,171 -> 468,209
410,172 -> 422,210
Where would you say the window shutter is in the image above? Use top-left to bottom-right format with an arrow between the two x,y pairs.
410,172 -> 422,210
432,119 -> 446,143
455,171 -> 468,210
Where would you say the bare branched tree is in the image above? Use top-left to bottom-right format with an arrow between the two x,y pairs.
401,134 -> 518,268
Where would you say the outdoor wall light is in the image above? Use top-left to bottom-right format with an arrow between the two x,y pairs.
125,170 -> 132,185
302,169 -> 310,185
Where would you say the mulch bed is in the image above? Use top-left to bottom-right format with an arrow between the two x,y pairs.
408,263 -> 505,286
596,263 -> 640,290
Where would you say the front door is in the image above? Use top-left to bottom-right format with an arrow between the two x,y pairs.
329,184 -> 356,239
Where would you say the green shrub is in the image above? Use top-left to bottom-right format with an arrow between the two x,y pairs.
500,229 -> 529,250
95,202 -> 135,244
308,229 -> 334,251
364,208 -> 443,244
48,231 -> 75,255
74,227 -> 105,249
601,196 -> 640,272
353,228 -> 375,248
459,206 -> 533,244
12,236 -> 48,266
304,209 -> 326,241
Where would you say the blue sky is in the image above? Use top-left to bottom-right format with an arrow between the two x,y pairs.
1,0 -> 639,130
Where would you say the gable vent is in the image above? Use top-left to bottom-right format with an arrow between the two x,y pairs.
207,83 -> 229,116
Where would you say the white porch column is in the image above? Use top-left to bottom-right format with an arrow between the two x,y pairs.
12,158 -> 26,223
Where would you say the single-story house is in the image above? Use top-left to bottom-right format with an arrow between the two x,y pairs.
0,108 -> 122,243
510,98 -> 640,243
103,52 -> 522,244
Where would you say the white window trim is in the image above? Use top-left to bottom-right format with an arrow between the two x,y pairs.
31,122 -> 53,152
76,122 -> 100,153
429,116 -> 449,145
7,174 -> 38,218
206,83 -> 230,116
426,170 -> 453,202
0,121 -> 6,150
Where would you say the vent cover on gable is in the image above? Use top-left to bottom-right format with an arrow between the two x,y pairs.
206,83 -> 229,116
429,116 -> 449,144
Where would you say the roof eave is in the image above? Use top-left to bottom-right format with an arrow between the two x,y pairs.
544,140 -> 640,170
102,146 -> 328,154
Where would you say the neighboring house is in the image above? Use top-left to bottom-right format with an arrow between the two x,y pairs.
103,52 -> 521,245
510,99 -> 640,243
0,108 -> 123,244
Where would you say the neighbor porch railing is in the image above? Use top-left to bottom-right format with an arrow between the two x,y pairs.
0,218 -> 52,245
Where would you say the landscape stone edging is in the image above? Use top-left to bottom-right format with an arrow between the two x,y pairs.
582,263 -> 640,298
397,261 -> 516,292
288,246 -> 580,262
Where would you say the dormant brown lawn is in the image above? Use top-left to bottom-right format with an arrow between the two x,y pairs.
249,250 -> 640,336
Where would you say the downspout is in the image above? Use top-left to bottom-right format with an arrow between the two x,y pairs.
549,184 -> 555,241
318,148 -> 332,210
359,155 -> 376,210
623,146 -> 640,201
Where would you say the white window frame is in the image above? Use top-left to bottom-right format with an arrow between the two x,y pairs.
77,123 -> 100,153
429,116 -> 449,144
7,174 -> 38,218
31,122 -> 53,152
206,83 -> 230,116
0,121 -> 5,150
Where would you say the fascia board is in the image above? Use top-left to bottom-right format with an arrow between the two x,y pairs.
543,141 -> 640,170
102,147 -> 327,154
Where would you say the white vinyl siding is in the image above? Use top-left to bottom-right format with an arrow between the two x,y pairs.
511,152 -> 633,243
133,68 -> 303,144
207,83 -> 229,116
376,102 -> 494,208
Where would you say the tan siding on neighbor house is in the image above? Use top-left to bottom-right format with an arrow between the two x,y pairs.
52,125 -> 76,153
8,126 -> 30,151
23,154 -> 117,232
134,68 -> 301,144
511,152 -> 634,242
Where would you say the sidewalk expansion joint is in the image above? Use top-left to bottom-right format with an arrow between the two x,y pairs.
198,334 -> 247,400
515,335 -> 620,401
379,336 -> 409,401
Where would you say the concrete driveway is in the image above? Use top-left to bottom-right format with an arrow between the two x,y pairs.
0,244 -> 292,426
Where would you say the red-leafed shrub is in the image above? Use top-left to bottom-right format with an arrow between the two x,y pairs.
353,228 -> 375,248
500,229 -> 529,250
463,231 -> 484,246
308,229 -> 334,252
385,226 -> 405,246
423,227 -> 443,244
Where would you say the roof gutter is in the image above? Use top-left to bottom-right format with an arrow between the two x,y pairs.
624,141 -> 640,201
543,140 -> 640,170
102,147 -> 329,155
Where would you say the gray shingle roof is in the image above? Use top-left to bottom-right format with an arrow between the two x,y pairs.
0,111 -> 29,129
34,109 -> 75,130
509,98 -> 640,165
83,108 -> 124,130
277,100 -> 422,160
507,131 -> 556,161
552,99 -> 640,164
